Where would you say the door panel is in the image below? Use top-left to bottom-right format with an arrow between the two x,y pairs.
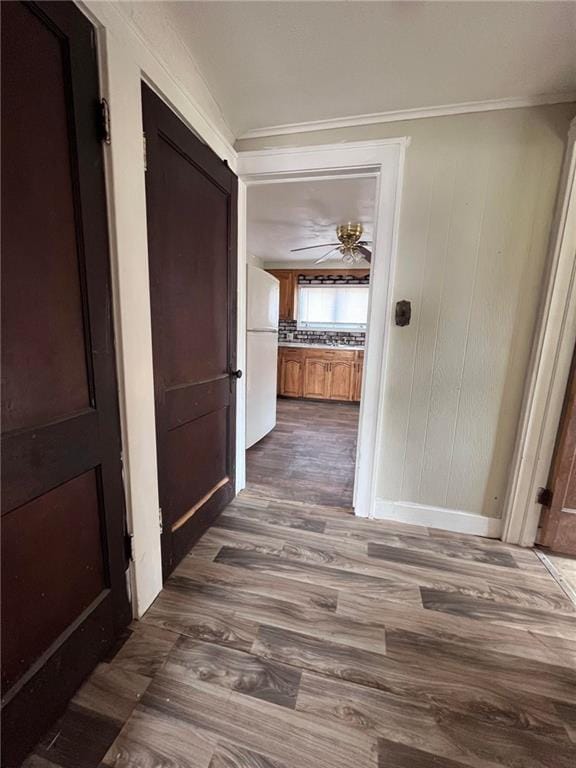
165,408 -> 229,530
143,85 -> 238,579
1,0 -> 91,434
157,138 -> 229,385
538,347 -> 576,554
2,471 -> 105,691
1,3 -> 130,764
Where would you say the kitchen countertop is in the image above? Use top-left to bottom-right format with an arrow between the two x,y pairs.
279,342 -> 365,351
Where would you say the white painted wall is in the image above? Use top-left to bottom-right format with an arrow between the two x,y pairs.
237,104 -> 575,526
79,0 -> 238,615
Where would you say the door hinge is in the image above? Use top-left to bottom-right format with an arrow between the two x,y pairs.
158,507 -> 163,534
124,531 -> 134,562
536,486 -> 553,507
100,98 -> 111,145
143,132 -> 147,171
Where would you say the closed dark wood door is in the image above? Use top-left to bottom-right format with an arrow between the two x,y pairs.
142,85 -> 238,578
1,3 -> 131,764
537,346 -> 576,554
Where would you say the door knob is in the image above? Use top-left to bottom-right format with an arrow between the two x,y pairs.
229,369 -> 243,379
395,300 -> 411,327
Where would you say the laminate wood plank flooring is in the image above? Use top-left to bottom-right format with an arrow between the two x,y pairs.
23,492 -> 576,768
21,403 -> 576,768
246,398 -> 360,507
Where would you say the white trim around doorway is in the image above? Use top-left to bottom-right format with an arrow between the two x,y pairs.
237,139 -> 408,519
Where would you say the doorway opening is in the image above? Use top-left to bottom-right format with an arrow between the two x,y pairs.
237,140 -> 406,518
244,174 -> 377,509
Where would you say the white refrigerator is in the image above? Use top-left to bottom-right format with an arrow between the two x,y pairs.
246,266 -> 280,448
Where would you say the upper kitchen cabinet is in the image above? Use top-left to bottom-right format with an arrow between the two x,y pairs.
266,270 -> 296,321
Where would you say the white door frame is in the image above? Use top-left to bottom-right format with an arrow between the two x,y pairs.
502,117 -> 576,546
236,139 -> 408,518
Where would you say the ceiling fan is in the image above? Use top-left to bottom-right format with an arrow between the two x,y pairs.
290,223 -> 372,265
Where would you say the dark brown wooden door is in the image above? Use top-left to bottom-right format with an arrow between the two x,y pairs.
537,346 -> 576,554
142,85 -> 238,578
1,3 -> 131,764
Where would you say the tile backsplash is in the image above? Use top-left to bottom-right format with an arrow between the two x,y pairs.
279,319 -> 366,347
278,272 -> 368,347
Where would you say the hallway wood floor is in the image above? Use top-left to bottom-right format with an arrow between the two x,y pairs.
23,495 -> 576,768
22,402 -> 576,768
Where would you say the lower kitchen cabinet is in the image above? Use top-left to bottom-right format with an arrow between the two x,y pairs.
353,361 -> 364,401
280,356 -> 304,397
304,359 -> 330,399
278,347 -> 364,402
328,360 -> 355,400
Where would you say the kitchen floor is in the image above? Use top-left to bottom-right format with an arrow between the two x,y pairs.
246,397 -> 360,507
24,493 -> 576,768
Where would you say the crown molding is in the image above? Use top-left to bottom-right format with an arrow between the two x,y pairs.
238,92 -> 576,140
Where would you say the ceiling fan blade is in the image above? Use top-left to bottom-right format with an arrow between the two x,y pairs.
358,240 -> 372,245
356,246 -> 372,263
314,247 -> 341,264
290,243 -> 340,252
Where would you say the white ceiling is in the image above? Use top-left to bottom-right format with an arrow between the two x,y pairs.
164,1 -> 576,137
247,176 -> 377,265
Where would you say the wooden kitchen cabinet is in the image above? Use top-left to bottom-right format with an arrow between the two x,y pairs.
279,349 -> 304,397
328,360 -> 355,401
353,361 -> 364,401
278,347 -> 364,402
267,270 -> 296,321
304,359 -> 330,399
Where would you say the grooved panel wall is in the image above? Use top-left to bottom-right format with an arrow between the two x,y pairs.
376,109 -> 570,518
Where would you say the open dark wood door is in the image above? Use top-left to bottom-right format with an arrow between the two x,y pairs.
1,3 -> 131,764
537,345 -> 576,554
142,85 -> 238,579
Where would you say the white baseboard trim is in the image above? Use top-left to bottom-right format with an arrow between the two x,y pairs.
373,498 -> 503,538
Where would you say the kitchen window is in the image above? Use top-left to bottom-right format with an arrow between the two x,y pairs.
297,285 -> 369,331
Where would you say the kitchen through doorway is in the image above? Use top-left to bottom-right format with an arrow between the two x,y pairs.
244,175 -> 378,509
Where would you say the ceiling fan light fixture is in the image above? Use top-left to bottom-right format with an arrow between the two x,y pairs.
292,222 -> 372,264
336,222 -> 364,247
341,246 -> 366,265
